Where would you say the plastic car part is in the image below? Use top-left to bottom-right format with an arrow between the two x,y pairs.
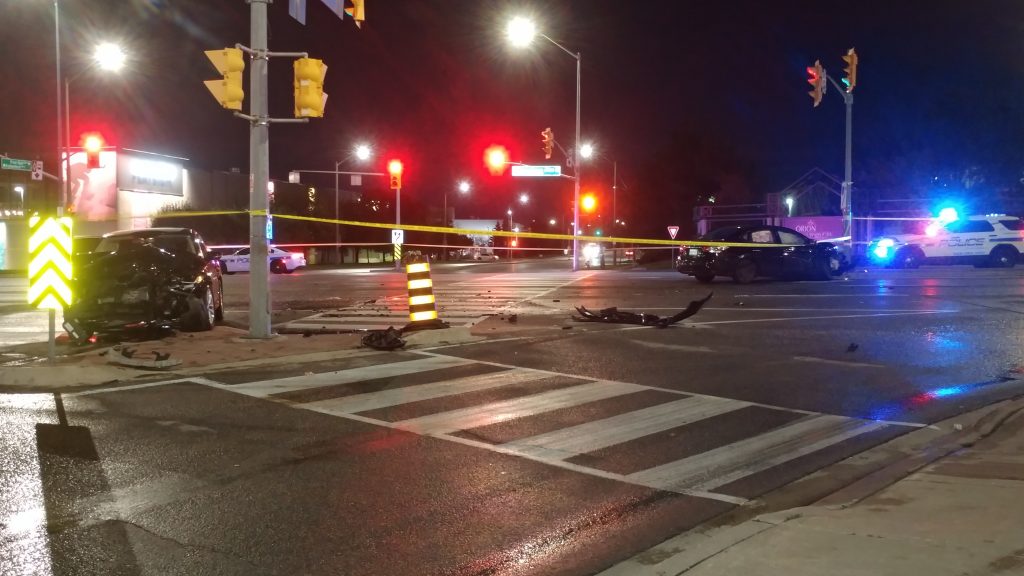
573,293 -> 712,328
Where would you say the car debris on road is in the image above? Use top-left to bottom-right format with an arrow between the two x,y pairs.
573,293 -> 713,328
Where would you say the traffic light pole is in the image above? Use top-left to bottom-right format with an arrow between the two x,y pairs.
827,74 -> 854,248
236,2 -> 309,339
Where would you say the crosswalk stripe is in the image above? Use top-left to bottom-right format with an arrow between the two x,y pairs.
302,368 -> 550,415
227,355 -> 476,397
393,380 -> 646,435
502,395 -> 746,461
627,415 -> 888,492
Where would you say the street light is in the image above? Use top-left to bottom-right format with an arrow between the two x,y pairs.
63,40 -> 127,211
506,193 -> 529,260
334,143 -> 373,262
443,180 -> 471,261
507,16 -> 582,271
785,196 -> 794,217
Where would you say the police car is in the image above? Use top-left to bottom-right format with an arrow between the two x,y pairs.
869,214 -> 1023,268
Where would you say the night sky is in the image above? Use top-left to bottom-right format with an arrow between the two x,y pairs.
3,0 -> 1023,236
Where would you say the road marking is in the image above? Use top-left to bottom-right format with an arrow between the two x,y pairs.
628,415 -> 888,492
227,355 -> 475,397
393,380 -> 645,435
502,395 -> 745,461
688,310 -> 952,326
628,341 -> 716,353
303,368 -> 550,415
791,356 -> 884,368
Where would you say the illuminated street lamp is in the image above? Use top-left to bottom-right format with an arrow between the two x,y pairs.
94,42 -> 126,72
579,143 -> 594,159
443,180 -> 472,261
785,196 -> 794,216
333,143 -> 373,261
507,16 -> 582,271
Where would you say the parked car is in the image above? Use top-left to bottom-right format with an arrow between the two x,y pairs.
220,246 -> 307,274
63,228 -> 224,341
677,225 -> 845,284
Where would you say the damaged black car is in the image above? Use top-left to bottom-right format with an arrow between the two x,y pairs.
64,228 -> 225,341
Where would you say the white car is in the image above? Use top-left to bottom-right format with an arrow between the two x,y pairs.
869,214 -> 1023,268
220,246 -> 307,274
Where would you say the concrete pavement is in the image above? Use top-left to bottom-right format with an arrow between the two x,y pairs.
600,395 -> 1024,576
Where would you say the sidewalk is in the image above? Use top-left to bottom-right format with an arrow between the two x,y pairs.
600,397 -> 1024,576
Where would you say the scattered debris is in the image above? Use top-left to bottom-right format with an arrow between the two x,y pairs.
361,327 -> 406,350
573,293 -> 712,328
953,423 -> 964,431
847,343 -> 859,352
302,331 -> 313,338
106,346 -> 182,370
561,326 -> 572,330
735,301 -> 745,307
508,314 -> 518,324
552,299 -> 560,303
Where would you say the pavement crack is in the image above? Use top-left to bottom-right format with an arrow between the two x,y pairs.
119,519 -> 262,570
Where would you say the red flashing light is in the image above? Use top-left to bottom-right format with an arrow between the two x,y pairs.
388,159 -> 404,175
484,145 -> 509,175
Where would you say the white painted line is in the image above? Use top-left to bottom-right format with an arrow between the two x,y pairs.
70,376 -> 224,396
792,356 -> 884,369
302,368 -> 549,414
503,396 -> 746,461
628,416 -> 887,492
689,310 -> 952,326
732,294 -> 913,298
640,307 -> 950,313
393,380 -> 644,435
628,341 -> 716,353
228,355 -> 476,398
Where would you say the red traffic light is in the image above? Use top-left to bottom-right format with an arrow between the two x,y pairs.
81,133 -> 104,169
387,159 -> 403,175
581,193 -> 597,213
484,145 -> 509,175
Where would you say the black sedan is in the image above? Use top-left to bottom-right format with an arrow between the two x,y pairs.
677,225 -> 845,284
65,228 -> 225,341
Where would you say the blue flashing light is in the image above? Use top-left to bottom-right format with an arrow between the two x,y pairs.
872,238 -> 895,260
928,385 -> 969,398
937,207 -> 959,224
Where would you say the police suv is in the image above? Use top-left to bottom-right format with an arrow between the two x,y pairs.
869,214 -> 1023,268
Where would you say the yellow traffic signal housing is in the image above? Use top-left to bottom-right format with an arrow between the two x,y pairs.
842,48 -> 858,93
541,127 -> 554,159
204,48 -> 245,111
388,159 -> 403,190
806,59 -> 826,107
345,0 -> 366,28
294,57 -> 328,118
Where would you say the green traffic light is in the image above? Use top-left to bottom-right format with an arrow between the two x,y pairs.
841,78 -> 850,88
595,229 -> 602,236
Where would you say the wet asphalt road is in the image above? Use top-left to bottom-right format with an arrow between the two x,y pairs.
2,263 -> 1024,575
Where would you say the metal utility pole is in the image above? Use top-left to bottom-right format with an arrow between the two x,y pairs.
248,0 -> 272,339
51,0 -> 63,362
826,73 -> 854,245
573,51 -> 581,272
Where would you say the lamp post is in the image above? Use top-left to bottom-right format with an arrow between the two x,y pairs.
444,179 -> 470,261
580,143 -> 625,264
63,41 -> 126,212
506,192 -> 529,261
507,16 -> 582,271
333,143 -> 371,263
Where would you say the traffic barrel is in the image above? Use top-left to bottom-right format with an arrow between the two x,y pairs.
405,262 -> 447,331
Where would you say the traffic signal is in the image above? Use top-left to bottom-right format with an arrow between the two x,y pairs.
511,238 -> 518,247
344,0 -> 365,28
581,193 -> 597,213
806,59 -> 826,107
541,127 -> 554,159
294,57 -> 328,118
484,145 -> 509,175
203,48 -> 245,111
82,133 -> 104,169
388,159 -> 403,190
841,48 -> 858,93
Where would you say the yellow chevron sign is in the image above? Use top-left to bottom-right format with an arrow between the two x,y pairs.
28,216 -> 73,309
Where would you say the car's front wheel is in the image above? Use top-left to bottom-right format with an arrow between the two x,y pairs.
989,245 -> 1018,268
813,254 -> 838,280
270,259 -> 286,274
693,272 -> 715,284
893,247 -> 922,269
182,289 -> 215,332
733,259 -> 757,284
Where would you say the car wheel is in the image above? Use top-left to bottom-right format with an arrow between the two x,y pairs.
989,245 -> 1018,268
732,259 -> 757,284
221,262 -> 234,275
893,247 -> 921,269
183,289 -> 215,332
694,272 -> 715,284
813,255 -> 837,281
270,259 -> 286,274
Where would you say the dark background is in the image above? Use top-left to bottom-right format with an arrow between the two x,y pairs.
3,0 -> 1023,238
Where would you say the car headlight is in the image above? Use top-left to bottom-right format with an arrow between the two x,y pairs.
120,286 -> 149,304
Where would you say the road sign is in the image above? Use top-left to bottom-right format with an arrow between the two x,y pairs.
28,216 -> 73,310
510,165 -> 562,177
392,229 -> 404,245
31,161 -> 43,181
266,215 -> 274,240
667,226 -> 680,240
2,157 -> 33,171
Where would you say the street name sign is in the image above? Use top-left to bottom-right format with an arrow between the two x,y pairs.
511,165 -> 562,177
2,158 -> 33,171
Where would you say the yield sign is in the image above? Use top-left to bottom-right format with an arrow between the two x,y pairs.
667,226 -> 680,240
